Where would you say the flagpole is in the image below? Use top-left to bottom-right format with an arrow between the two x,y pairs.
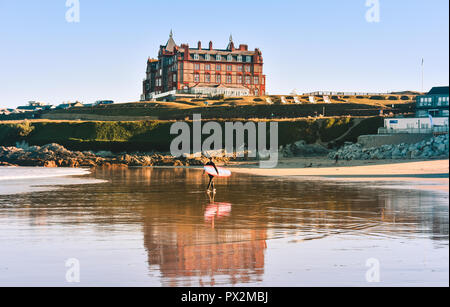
421,58 -> 424,92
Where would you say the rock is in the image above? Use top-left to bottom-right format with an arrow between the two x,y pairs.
44,161 -> 57,168
330,134 -> 449,161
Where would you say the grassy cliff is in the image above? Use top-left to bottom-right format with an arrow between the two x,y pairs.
0,117 -> 384,153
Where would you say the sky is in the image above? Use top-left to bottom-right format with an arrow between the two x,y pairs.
0,0 -> 448,108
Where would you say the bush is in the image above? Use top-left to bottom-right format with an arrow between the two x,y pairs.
356,96 -> 364,99
319,117 -> 353,142
369,96 -> 386,100
388,96 -> 399,100
210,94 -> 225,100
15,120 -> 35,137
253,98 -> 263,102
400,96 -> 410,100
286,96 -> 294,100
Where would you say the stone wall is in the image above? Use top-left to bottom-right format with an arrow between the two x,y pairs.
357,133 -> 433,148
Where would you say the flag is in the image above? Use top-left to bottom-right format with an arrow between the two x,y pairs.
429,114 -> 434,128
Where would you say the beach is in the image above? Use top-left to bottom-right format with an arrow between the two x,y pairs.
229,158 -> 449,192
0,165 -> 448,286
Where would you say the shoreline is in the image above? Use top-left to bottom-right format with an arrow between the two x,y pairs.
228,158 -> 449,193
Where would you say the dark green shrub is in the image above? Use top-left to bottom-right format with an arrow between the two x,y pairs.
369,96 -> 386,100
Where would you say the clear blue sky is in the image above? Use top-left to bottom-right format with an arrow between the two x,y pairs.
0,0 -> 448,108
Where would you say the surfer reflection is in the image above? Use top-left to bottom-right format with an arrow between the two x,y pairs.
205,157 -> 219,193
205,193 -> 232,228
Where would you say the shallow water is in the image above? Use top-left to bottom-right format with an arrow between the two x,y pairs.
0,167 -> 448,286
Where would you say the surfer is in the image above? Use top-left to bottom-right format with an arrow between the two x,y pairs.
205,157 -> 219,192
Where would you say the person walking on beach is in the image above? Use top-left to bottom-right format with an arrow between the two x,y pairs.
334,154 -> 339,165
205,157 -> 219,193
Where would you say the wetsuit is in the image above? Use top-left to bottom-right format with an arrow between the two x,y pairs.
206,161 -> 219,191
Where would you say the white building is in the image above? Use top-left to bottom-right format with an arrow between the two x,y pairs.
380,117 -> 449,134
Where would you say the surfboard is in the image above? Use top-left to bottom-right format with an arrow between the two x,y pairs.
204,166 -> 232,177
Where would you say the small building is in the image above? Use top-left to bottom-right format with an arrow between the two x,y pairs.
416,86 -> 449,117
56,102 -> 84,109
0,108 -> 11,115
382,117 -> 449,134
95,100 -> 114,106
379,86 -> 449,135
16,101 -> 52,112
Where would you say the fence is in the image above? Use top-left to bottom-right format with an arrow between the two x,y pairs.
378,126 -> 449,135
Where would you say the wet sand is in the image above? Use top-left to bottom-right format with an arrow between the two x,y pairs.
229,159 -> 449,192
0,167 -> 448,286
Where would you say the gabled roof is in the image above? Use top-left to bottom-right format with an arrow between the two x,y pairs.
427,86 -> 449,95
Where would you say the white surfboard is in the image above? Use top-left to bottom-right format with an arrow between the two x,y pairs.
204,166 -> 232,177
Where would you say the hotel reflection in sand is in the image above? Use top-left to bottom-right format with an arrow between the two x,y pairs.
143,192 -> 267,287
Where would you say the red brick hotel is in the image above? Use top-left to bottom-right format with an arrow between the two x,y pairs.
142,31 -> 266,99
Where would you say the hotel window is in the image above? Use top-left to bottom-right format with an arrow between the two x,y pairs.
216,54 -> 221,61
254,89 -> 259,96
237,65 -> 243,72
216,74 -> 221,83
194,73 -> 200,83
237,55 -> 242,62
261,78 -> 264,85
226,75 -> 232,84
227,55 -> 232,62
205,74 -> 211,83
254,76 -> 259,84
245,65 -> 251,72
194,63 -> 200,70
173,74 -> 177,82
238,75 -> 243,84
246,56 -> 251,62
245,76 -> 251,84
216,64 -> 221,71
227,65 -> 232,71
205,54 -> 210,61
205,64 -> 211,71
194,54 -> 199,60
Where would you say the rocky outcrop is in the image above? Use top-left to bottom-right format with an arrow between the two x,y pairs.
329,134 -> 449,160
0,143 -> 229,168
279,140 -> 329,158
